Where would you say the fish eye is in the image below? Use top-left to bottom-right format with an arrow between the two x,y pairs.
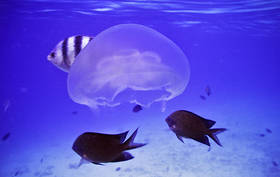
50,52 -> 55,58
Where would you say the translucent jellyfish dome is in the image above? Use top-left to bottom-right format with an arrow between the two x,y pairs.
67,24 -> 190,109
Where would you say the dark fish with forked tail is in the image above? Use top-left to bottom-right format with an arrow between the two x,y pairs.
72,128 -> 146,165
166,110 -> 226,147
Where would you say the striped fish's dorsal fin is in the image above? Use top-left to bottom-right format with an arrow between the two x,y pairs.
73,35 -> 94,57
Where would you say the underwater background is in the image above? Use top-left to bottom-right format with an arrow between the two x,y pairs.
1,0 -> 280,177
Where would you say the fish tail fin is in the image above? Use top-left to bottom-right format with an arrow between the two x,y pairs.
208,128 -> 227,147
124,128 -> 146,150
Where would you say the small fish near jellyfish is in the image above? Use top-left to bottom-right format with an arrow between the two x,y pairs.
67,24 -> 190,111
132,104 -> 143,113
199,85 -> 212,100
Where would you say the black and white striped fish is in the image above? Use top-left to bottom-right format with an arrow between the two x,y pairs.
47,35 -> 93,72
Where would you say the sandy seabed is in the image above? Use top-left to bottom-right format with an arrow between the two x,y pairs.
1,111 -> 279,177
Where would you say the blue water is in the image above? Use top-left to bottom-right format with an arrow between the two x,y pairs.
1,1 -> 280,177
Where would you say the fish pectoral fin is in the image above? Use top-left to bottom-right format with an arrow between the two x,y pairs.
176,135 -> 184,143
192,135 -> 210,146
110,152 -> 134,162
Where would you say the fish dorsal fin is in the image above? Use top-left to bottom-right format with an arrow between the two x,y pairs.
200,117 -> 216,129
183,110 -> 216,128
81,131 -> 128,143
115,131 -> 129,143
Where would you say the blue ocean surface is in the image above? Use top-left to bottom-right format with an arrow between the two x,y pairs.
0,0 -> 280,177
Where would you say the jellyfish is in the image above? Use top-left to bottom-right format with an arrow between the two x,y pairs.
67,24 -> 190,111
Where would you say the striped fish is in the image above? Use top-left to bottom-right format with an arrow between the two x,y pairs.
47,35 -> 93,72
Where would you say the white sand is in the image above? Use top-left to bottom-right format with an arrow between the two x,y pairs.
1,111 -> 279,177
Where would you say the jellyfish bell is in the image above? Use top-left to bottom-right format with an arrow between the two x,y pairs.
67,24 -> 190,111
